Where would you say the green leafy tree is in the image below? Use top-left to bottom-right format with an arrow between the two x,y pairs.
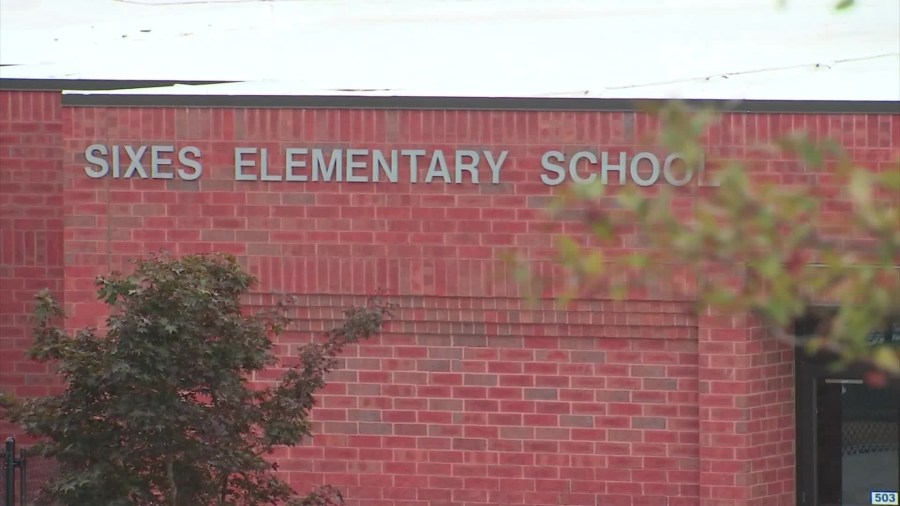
3,253 -> 391,505
523,102 -> 899,386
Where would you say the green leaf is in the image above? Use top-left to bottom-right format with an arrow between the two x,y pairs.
581,251 -> 605,276
556,235 -> 581,263
879,165 -> 900,191
872,346 -> 900,374
848,169 -> 872,203
835,0 -> 854,10
625,254 -> 650,270
755,256 -> 782,280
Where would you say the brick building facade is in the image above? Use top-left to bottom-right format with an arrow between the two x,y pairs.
1,82 -> 898,506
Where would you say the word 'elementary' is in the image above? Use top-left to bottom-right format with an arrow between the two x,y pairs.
235,148 -> 507,184
83,145 -> 714,186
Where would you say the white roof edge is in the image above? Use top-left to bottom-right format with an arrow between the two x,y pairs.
3,0 -> 899,101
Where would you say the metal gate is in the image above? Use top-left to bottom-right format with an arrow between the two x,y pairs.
1,437 -> 25,506
2,437 -> 56,506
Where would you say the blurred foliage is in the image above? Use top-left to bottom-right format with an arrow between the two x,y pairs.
777,0 -> 855,9
3,253 -> 392,506
521,101 -> 899,386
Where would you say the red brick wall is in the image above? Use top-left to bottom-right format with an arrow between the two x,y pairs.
3,94 -> 899,505
698,314 -> 794,506
260,295 -> 699,506
0,91 -> 65,440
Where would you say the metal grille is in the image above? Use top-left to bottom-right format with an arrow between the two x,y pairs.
24,453 -> 57,506
842,420 -> 899,456
842,382 -> 899,457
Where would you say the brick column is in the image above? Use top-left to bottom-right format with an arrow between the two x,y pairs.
0,90 -> 65,402
698,312 -> 795,506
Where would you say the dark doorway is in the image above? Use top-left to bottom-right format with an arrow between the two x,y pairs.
796,320 -> 900,505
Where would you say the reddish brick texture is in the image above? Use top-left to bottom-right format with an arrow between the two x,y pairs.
1,90 -> 899,505
0,91 -> 65,440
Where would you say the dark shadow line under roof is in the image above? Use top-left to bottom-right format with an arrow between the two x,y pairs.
1,78 -> 898,114
0,78 -> 232,91
61,93 -> 900,115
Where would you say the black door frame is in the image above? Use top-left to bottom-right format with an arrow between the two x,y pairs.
796,353 -> 900,505
795,313 -> 900,505
796,355 -> 867,505
795,354 -> 816,506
